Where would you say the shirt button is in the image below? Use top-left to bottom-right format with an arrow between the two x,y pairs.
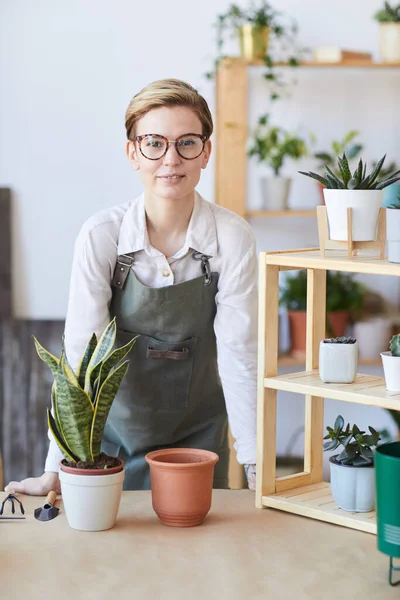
162,269 -> 170,277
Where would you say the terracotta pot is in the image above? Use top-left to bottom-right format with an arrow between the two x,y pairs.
317,181 -> 325,205
145,448 -> 219,527
288,310 -> 349,355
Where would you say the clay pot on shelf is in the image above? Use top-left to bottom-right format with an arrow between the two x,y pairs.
288,310 -> 349,356
145,448 -> 219,527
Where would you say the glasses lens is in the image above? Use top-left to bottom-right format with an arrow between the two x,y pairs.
140,135 -> 167,160
176,135 -> 204,159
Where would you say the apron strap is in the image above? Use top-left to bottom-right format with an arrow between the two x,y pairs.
191,251 -> 212,286
112,254 -> 135,290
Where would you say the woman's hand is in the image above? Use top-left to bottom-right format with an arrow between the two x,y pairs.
244,464 -> 256,490
6,472 -> 61,496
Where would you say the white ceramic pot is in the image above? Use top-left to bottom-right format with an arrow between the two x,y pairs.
319,340 -> 358,383
381,351 -> 400,392
379,23 -> 400,62
386,208 -> 400,263
329,457 -> 375,512
260,176 -> 291,211
353,318 -> 392,360
323,189 -> 384,241
59,468 -> 125,531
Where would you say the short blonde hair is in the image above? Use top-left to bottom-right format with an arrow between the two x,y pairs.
125,79 -> 213,140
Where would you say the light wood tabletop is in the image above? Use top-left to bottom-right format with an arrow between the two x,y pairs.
0,490 -> 398,599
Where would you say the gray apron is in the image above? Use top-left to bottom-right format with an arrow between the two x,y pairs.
102,250 -> 229,490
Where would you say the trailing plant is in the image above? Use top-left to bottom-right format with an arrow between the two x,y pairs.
323,415 -> 381,466
323,337 -> 357,344
279,270 -> 365,317
207,1 -> 306,101
314,131 -> 363,174
299,153 -> 400,190
248,113 -> 308,175
374,2 -> 400,22
33,318 -> 137,465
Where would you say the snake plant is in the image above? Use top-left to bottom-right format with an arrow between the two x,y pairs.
33,318 -> 137,464
299,153 -> 400,190
390,334 -> 400,357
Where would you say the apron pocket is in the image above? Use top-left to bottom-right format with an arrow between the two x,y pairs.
116,329 -> 198,410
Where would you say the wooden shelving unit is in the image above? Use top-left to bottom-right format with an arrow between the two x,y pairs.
256,249 -> 400,534
215,57 -> 400,218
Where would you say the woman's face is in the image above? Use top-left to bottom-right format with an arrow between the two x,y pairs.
126,106 -> 211,203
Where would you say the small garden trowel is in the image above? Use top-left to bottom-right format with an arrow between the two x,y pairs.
34,491 -> 59,522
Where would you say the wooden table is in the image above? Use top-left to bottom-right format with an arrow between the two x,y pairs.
1,490 -> 398,599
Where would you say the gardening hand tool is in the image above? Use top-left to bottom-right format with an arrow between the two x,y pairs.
0,491 -> 26,520
34,491 -> 59,522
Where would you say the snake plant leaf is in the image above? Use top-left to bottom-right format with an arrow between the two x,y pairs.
84,318 -> 117,394
337,154 -> 351,186
95,336 -> 138,397
47,409 -> 79,463
60,335 -> 79,388
32,337 -> 59,377
376,173 -> 400,189
76,333 -> 97,389
90,360 -> 129,460
362,154 -> 386,188
298,171 -> 328,186
56,355 -> 94,461
324,164 -> 343,187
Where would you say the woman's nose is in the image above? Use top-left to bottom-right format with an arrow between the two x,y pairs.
163,143 -> 181,164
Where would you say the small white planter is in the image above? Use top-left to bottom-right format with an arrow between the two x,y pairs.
319,340 -> 358,383
381,351 -> 400,392
353,318 -> 392,360
59,468 -> 125,531
379,23 -> 400,62
329,457 -> 375,512
260,176 -> 291,211
386,208 -> 400,263
324,189 -> 384,241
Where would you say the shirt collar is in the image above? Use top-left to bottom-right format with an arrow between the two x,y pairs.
118,191 -> 218,258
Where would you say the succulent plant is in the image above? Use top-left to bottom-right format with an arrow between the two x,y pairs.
299,153 -> 400,190
374,2 -> 400,22
389,333 -> 400,357
324,415 -> 381,466
33,318 -> 137,464
323,336 -> 357,344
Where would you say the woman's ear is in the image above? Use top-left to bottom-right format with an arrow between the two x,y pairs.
201,139 -> 212,169
126,140 -> 140,171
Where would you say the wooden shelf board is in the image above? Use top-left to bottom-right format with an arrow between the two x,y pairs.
265,249 -> 400,276
245,209 -> 316,218
222,57 -> 400,68
278,354 -> 381,367
262,481 -> 376,534
264,370 -> 400,410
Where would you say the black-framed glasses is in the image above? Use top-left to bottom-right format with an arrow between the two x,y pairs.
131,133 -> 207,161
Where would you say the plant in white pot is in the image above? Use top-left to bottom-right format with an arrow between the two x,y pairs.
381,333 -> 400,392
374,2 -> 400,62
386,196 -> 400,263
300,153 -> 400,241
249,113 -> 308,211
324,415 -> 381,512
319,336 -> 358,384
33,318 -> 137,532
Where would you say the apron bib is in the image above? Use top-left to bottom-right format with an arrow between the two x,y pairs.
102,251 -> 229,490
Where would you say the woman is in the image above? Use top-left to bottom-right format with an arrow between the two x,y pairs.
7,79 -> 257,494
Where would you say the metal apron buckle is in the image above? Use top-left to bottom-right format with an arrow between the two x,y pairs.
191,251 -> 212,286
112,254 -> 135,290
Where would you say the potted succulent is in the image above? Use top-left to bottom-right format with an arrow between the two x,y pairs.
324,415 -> 381,512
248,113 -> 308,210
319,336 -> 358,383
386,195 -> 400,263
33,318 -> 137,532
299,153 -> 400,241
374,2 -> 400,62
279,270 -> 365,355
208,1 -> 304,101
381,333 -> 400,392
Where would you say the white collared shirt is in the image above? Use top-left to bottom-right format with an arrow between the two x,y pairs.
44,192 -> 257,471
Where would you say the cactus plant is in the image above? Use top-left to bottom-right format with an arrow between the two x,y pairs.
324,415 -> 381,466
299,153 -> 400,190
323,336 -> 357,344
33,318 -> 137,466
389,333 -> 400,356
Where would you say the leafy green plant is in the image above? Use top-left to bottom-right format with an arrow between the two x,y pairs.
279,270 -> 365,316
208,1 -> 305,100
374,2 -> 400,22
323,415 -> 381,466
314,131 -> 363,173
248,114 -> 308,175
299,153 -> 400,190
33,318 -> 137,465
323,337 -> 357,344
389,333 -> 400,356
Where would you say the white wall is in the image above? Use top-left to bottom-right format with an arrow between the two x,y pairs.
1,1 -> 399,454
